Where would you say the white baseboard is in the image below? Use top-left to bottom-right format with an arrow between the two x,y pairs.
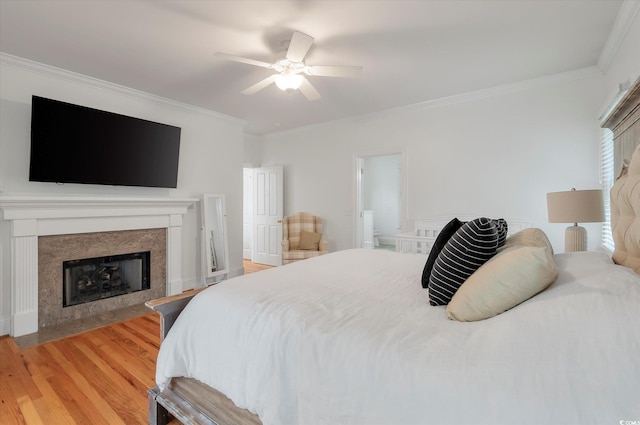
228,266 -> 244,278
194,266 -> 244,289
180,277 -> 201,291
378,237 -> 396,246
0,317 -> 10,337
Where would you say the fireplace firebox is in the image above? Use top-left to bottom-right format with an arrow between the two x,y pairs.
63,251 -> 150,307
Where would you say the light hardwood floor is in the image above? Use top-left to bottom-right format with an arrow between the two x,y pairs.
1,261 -> 273,425
243,259 -> 274,274
0,313 -> 172,424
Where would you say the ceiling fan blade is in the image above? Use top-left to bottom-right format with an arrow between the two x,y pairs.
215,52 -> 274,69
305,65 -> 363,78
242,76 -> 275,95
299,77 -> 321,101
286,31 -> 314,63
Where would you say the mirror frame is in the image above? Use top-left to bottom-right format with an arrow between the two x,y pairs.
202,193 -> 229,281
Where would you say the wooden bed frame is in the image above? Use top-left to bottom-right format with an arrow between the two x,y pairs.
146,289 -> 262,425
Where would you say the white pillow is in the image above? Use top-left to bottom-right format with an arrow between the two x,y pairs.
446,245 -> 558,322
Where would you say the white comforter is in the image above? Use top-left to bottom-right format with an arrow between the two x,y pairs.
156,249 -> 640,425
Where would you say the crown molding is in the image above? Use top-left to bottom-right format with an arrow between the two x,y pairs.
597,0 -> 640,73
267,65 -> 604,138
406,66 -> 604,111
0,52 -> 246,126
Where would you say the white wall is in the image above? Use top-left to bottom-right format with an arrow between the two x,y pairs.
258,11 -> 640,257
242,167 -> 254,259
260,75 -> 607,254
0,57 -> 246,334
243,133 -> 263,167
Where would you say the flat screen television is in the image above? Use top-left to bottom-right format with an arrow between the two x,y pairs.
29,96 -> 181,188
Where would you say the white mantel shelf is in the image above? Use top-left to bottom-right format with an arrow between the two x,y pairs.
0,195 -> 199,337
0,196 -> 197,219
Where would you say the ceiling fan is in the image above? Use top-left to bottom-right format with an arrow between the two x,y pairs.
215,31 -> 362,101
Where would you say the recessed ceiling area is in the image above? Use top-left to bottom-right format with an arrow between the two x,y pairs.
0,0 -> 625,134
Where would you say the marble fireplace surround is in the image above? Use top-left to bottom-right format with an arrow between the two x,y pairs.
39,228 -> 165,328
0,196 -> 198,337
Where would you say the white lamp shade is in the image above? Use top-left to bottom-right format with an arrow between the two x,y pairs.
546,189 -> 605,224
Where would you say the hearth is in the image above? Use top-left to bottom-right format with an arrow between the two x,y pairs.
63,251 -> 150,307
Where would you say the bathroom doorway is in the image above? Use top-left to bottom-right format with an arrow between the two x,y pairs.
354,151 -> 405,250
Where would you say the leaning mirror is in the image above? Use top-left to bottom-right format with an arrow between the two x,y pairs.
202,193 -> 229,281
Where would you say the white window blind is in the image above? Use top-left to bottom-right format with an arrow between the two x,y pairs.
600,128 -> 615,252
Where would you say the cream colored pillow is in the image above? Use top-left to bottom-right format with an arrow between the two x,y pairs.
298,230 -> 322,250
500,227 -> 554,254
446,245 -> 558,322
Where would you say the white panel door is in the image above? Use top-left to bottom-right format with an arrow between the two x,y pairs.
252,166 -> 283,266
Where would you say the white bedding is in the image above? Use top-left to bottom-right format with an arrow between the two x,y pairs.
156,249 -> 640,425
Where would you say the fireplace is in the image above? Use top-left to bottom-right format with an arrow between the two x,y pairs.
38,228 -> 167,328
63,251 -> 151,307
0,196 -> 198,336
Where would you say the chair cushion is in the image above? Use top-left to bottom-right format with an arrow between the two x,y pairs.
285,212 -> 322,250
299,230 -> 322,250
282,249 -> 327,264
421,218 -> 465,288
428,217 -> 507,306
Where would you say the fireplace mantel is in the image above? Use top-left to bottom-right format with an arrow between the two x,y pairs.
0,195 -> 198,336
0,195 -> 197,220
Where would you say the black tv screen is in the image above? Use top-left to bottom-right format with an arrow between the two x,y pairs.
29,96 -> 181,188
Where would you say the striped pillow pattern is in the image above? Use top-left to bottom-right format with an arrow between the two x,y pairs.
421,218 -> 465,288
428,217 -> 507,306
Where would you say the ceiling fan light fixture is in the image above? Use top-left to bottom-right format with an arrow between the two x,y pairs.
275,73 -> 304,91
217,30 -> 361,100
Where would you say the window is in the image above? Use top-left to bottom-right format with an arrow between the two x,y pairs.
600,128 -> 615,252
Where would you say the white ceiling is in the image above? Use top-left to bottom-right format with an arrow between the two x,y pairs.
0,0 -> 625,135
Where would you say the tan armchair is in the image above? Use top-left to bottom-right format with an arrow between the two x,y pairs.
282,212 -> 328,265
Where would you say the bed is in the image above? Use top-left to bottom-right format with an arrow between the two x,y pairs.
150,247 -> 640,425
147,80 -> 640,425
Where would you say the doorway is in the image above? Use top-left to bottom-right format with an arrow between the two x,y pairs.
243,165 -> 284,266
354,151 -> 406,249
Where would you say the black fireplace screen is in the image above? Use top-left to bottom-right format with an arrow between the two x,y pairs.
63,251 -> 150,307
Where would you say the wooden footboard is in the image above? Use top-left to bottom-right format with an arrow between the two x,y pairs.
148,378 -> 261,425
145,288 -> 205,342
146,289 -> 262,425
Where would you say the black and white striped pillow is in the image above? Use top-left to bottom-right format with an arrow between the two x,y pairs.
421,218 -> 465,288
428,217 -> 507,306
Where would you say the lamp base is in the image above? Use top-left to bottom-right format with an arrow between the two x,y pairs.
565,225 -> 587,252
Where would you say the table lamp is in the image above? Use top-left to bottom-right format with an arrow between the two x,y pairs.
546,188 -> 604,252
